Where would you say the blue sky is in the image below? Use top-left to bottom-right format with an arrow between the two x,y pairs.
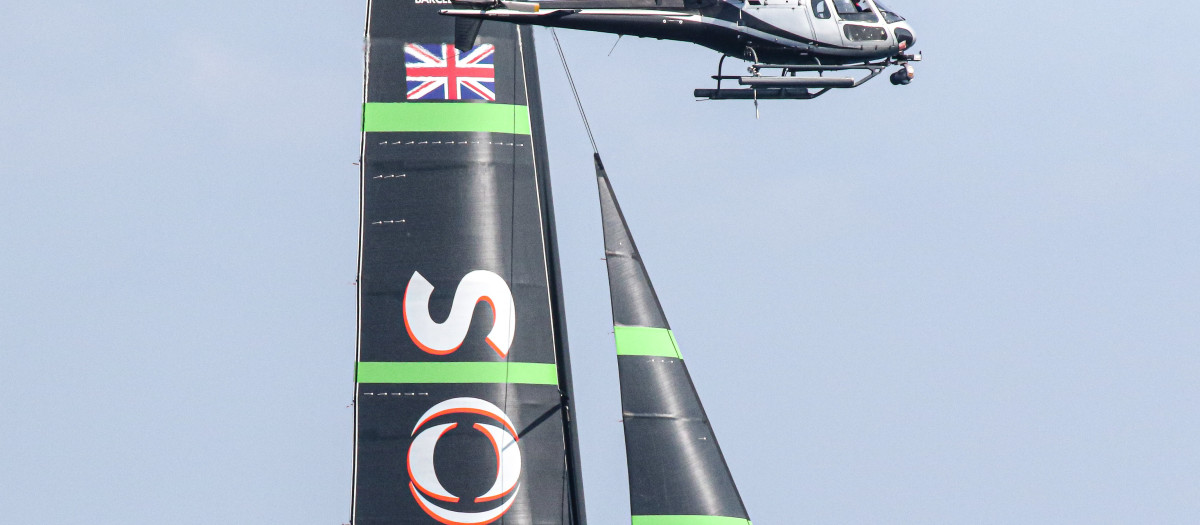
2,1 -> 1199,523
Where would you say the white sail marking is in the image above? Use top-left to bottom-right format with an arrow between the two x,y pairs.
412,397 -> 519,439
403,270 -> 516,357
412,483 -> 520,524
407,423 -> 459,502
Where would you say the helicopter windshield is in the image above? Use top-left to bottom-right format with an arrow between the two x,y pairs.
872,0 -> 906,23
832,0 -> 878,22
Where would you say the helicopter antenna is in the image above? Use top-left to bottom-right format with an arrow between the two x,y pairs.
550,28 -> 599,155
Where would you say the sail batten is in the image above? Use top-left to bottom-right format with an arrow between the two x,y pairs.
595,154 -> 751,524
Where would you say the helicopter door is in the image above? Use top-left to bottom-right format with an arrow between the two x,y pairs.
805,0 -> 843,46
746,0 -> 805,41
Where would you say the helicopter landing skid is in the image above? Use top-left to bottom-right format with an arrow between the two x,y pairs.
693,87 -> 818,100
694,54 -> 919,102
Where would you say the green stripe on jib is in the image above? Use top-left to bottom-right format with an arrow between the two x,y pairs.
631,516 -> 752,525
362,102 -> 532,134
614,326 -> 683,359
356,362 -> 558,386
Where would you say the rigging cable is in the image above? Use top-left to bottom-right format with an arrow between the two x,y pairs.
550,28 -> 599,155
608,35 -> 622,56
549,30 -> 599,524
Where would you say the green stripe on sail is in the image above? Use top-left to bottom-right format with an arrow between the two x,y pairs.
631,516 -> 751,525
362,102 -> 531,134
357,362 -> 557,385
614,326 -> 682,359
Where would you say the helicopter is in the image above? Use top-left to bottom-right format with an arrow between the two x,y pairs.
441,0 -> 920,100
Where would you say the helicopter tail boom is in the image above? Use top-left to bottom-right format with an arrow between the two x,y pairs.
454,16 -> 486,51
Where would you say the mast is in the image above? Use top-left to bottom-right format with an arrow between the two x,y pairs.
595,154 -> 752,525
352,0 -> 585,522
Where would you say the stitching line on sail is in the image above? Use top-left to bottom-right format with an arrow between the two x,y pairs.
506,27 -> 522,421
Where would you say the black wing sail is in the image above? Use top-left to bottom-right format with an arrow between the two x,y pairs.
594,154 -> 751,525
353,1 -> 586,523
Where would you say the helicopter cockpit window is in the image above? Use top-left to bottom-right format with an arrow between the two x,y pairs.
812,0 -> 831,19
872,0 -> 905,23
832,0 -> 879,22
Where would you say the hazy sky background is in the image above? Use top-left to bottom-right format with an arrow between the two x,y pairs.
3,1 -> 1199,523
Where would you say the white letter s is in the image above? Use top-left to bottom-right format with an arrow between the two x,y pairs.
403,270 -> 516,358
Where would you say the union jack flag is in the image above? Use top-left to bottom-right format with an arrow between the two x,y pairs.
405,43 -> 496,101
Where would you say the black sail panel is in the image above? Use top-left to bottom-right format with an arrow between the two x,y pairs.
353,1 -> 585,523
595,154 -> 751,525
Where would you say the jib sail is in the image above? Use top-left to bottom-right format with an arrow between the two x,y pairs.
352,1 -> 586,523
594,154 -> 751,525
